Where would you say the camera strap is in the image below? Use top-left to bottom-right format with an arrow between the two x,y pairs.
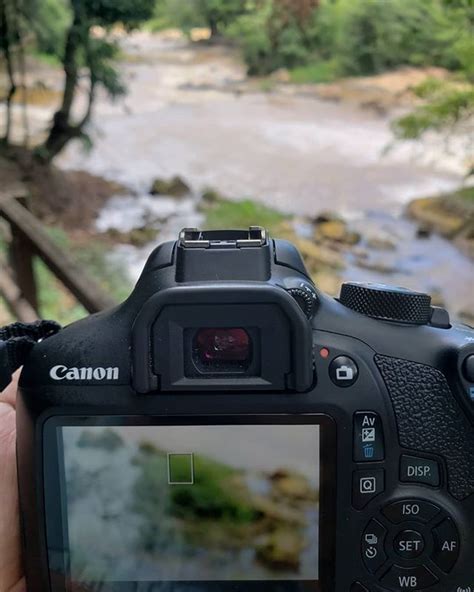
0,320 -> 61,392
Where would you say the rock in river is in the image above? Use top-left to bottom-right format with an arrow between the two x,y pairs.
150,175 -> 191,197
256,529 -> 304,571
315,219 -> 361,246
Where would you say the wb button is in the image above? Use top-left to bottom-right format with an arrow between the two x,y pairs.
354,412 -> 385,462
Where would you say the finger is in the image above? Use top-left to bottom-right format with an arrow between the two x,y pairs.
0,370 -> 20,409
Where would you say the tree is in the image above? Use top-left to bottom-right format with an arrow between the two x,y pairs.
196,0 -> 247,37
38,0 -> 155,162
392,3 -> 474,175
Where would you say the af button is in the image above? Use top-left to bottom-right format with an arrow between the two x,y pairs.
432,517 -> 460,573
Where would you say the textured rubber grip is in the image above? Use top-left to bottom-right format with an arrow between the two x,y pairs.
375,354 -> 474,500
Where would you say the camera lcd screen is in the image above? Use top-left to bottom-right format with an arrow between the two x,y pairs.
44,418 -> 332,592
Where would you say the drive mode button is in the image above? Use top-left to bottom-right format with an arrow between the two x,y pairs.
362,518 -> 387,573
400,455 -> 440,487
354,412 -> 385,461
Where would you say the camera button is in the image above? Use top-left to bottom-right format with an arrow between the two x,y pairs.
393,529 -> 425,559
352,469 -> 385,509
400,455 -> 441,487
361,519 -> 387,573
354,412 -> 385,462
329,355 -> 358,387
431,517 -> 460,573
380,564 -> 438,591
382,500 -> 441,524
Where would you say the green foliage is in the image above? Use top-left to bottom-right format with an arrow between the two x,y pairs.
226,1 -> 274,74
34,226 -> 131,324
310,0 -> 470,76
83,0 -> 156,27
392,78 -> 474,155
224,0 -> 473,78
152,0 -> 246,35
132,448 -> 258,553
204,198 -> 286,233
290,59 -> 340,83
170,455 -> 258,523
391,5 -> 473,170
147,0 -> 205,32
32,0 -> 71,58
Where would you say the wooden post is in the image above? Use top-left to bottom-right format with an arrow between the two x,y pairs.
8,226 -> 39,312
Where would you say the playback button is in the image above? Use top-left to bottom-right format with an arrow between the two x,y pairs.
354,412 -> 385,462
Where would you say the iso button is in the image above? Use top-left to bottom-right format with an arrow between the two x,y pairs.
329,356 -> 359,387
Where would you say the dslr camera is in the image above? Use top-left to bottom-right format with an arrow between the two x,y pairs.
17,228 -> 474,592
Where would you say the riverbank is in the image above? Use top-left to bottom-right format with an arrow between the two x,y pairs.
0,30 -> 472,326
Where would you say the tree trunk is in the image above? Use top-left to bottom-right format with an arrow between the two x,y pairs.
40,6 -> 84,162
1,0 -> 17,145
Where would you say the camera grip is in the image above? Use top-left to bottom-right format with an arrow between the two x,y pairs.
375,354 -> 474,500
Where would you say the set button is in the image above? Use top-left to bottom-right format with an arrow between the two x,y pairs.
393,529 -> 425,559
400,455 -> 441,487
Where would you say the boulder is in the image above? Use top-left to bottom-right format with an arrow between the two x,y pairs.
406,196 -> 466,239
270,68 -> 291,83
293,238 -> 345,273
366,234 -> 397,251
315,220 -> 361,246
256,530 -> 304,571
312,210 -> 344,225
272,471 -> 316,501
149,175 -> 191,197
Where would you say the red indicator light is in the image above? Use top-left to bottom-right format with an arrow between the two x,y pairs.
320,347 -> 330,359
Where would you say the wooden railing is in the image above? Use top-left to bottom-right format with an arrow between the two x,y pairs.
0,189 -> 117,322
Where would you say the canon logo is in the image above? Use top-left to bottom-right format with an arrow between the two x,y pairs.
49,365 -> 119,381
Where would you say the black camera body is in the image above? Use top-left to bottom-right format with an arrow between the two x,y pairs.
17,228 -> 474,592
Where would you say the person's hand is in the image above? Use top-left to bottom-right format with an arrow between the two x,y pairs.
0,373 -> 25,592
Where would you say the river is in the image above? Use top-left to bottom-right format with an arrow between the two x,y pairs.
54,31 -> 473,321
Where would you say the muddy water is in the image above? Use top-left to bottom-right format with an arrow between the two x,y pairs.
55,32 -> 473,319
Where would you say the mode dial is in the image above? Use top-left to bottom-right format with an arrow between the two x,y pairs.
340,282 -> 432,325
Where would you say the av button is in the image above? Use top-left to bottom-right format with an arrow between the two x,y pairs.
380,565 -> 438,591
400,455 -> 440,487
393,529 -> 425,559
354,412 -> 385,462
329,355 -> 358,387
432,517 -> 460,573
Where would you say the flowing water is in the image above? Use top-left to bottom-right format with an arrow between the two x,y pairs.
54,31 -> 473,319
